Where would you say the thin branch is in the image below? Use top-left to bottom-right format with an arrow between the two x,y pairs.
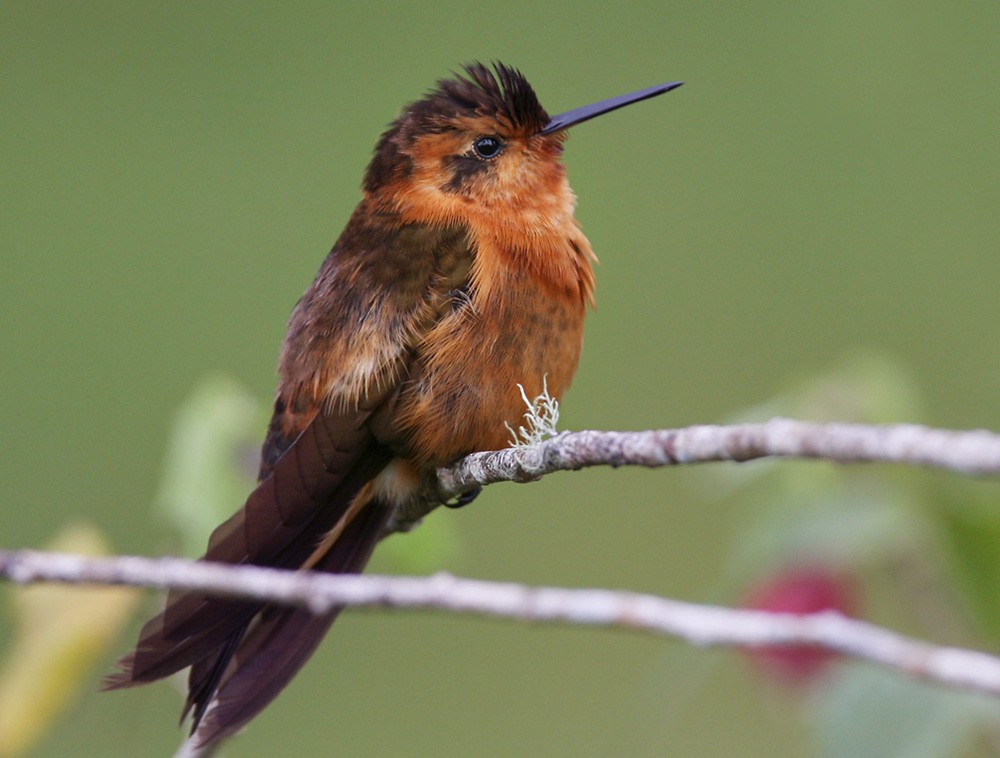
431,417 -> 1000,499
2,548 -> 1000,698
387,418 -> 1000,531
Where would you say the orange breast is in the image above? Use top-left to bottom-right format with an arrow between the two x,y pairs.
395,260 -> 586,466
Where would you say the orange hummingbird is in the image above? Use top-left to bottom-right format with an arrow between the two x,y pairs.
105,62 -> 682,746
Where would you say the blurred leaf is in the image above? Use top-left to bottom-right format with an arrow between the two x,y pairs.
697,353 -> 935,584
725,481 -> 919,581
156,373 -> 266,556
702,352 -> 925,499
782,353 -> 925,426
935,487 -> 1000,647
815,664 -> 998,758
0,523 -> 139,756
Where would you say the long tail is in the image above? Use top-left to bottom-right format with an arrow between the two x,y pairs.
104,408 -> 394,745
190,495 -> 391,746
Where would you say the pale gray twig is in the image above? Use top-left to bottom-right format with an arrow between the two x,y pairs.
2,548 -> 1000,698
432,418 -> 1000,501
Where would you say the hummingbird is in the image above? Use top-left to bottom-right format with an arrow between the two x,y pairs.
105,62 -> 683,746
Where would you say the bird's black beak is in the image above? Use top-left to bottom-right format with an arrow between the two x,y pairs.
539,80 -> 684,135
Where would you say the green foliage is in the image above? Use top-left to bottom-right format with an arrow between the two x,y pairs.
936,490 -> 1000,648
155,374 -> 266,556
703,354 -> 1000,757
817,665 -> 998,758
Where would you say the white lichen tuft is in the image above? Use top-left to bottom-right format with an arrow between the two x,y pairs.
505,377 -> 561,448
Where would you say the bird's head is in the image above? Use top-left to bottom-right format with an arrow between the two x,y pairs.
364,62 -> 682,228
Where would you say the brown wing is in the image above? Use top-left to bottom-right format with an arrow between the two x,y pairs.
105,211 -> 474,745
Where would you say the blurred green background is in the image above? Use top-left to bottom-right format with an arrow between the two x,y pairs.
3,2 -> 1000,756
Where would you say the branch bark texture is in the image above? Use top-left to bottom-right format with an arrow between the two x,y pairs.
3,548 -> 1000,698
435,419 -> 1000,501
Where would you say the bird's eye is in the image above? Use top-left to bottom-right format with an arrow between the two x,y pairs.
472,136 -> 503,160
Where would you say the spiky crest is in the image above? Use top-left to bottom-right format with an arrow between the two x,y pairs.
365,62 -> 549,192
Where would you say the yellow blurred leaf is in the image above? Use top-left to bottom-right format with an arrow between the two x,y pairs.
0,523 -> 139,756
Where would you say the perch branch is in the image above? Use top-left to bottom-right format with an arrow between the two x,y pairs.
430,417 -> 1000,500
2,549 -> 1000,698
381,418 -> 1000,532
